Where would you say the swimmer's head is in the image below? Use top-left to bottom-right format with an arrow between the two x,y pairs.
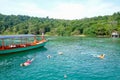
20,63 -> 25,66
64,74 -> 67,78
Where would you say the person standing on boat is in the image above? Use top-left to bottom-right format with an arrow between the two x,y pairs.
40,32 -> 47,42
41,32 -> 45,40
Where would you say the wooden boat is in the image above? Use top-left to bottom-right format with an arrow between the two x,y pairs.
0,34 -> 47,54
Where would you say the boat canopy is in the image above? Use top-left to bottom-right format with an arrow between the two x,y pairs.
0,34 -> 36,39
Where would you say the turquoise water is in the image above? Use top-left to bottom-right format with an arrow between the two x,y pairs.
0,37 -> 120,80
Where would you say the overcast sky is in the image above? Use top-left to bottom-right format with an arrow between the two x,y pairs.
0,0 -> 120,20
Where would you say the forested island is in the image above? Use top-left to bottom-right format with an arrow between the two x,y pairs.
0,12 -> 120,37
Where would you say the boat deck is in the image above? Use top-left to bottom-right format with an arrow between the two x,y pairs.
0,39 -> 46,50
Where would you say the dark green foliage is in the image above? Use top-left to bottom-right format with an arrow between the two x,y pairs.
0,12 -> 120,36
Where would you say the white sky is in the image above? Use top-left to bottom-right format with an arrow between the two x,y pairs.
0,0 -> 120,20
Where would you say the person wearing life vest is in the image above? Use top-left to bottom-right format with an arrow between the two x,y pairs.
98,54 -> 105,59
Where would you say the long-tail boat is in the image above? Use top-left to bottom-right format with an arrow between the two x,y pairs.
0,34 -> 47,54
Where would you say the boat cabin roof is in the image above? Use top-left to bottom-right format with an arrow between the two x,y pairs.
0,34 -> 36,39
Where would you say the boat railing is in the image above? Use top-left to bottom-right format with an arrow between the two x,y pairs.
0,39 -> 47,50
0,45 -> 12,50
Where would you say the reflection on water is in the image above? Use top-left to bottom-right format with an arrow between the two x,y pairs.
0,37 -> 120,80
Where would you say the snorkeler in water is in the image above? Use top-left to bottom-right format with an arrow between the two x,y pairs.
98,54 -> 105,59
20,58 -> 34,66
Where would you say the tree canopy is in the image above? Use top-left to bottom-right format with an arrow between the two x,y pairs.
0,12 -> 120,37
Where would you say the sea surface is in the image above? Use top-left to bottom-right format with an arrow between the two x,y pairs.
0,36 -> 120,80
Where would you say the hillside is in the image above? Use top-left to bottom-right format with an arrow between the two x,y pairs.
0,12 -> 120,37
